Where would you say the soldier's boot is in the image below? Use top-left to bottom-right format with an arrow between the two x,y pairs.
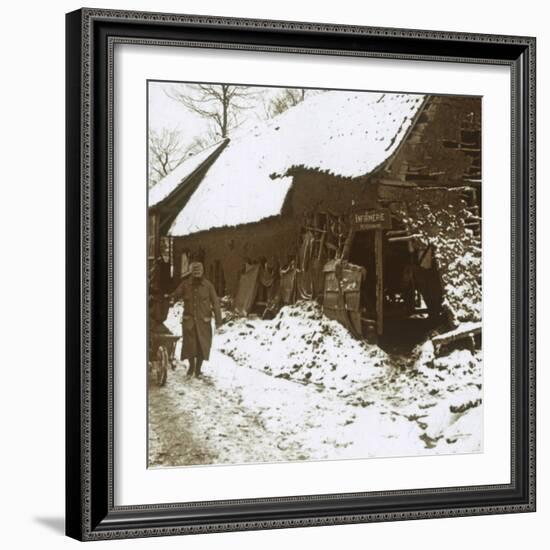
194,358 -> 203,378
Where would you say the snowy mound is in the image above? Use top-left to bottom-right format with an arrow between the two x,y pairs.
215,302 -> 482,455
217,301 -> 388,392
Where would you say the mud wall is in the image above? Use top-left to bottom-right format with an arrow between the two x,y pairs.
171,171 -> 379,296
172,216 -> 296,296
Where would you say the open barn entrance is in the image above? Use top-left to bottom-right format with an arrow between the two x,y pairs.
348,230 -> 376,323
381,233 -> 437,352
348,228 -> 437,352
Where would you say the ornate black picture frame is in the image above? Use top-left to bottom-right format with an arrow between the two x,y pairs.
66,7 -> 536,541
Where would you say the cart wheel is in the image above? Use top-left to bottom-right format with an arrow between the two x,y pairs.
157,346 -> 168,386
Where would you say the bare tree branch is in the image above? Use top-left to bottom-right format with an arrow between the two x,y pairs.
267,88 -> 308,118
148,128 -> 209,188
165,83 -> 260,138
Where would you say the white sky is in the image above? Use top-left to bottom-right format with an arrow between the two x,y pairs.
148,81 -> 287,149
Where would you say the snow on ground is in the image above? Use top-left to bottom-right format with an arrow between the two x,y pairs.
150,351 -> 376,467
153,301 -> 482,466
218,301 -> 387,391
215,302 -> 482,458
168,91 -> 425,237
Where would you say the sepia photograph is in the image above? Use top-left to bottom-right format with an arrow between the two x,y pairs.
146,81 -> 482,468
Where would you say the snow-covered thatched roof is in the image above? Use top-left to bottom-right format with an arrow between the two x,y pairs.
168,90 -> 426,237
148,140 -> 227,207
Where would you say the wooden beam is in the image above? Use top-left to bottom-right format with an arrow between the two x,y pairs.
386,229 -> 409,237
388,233 -> 422,243
375,229 -> 384,336
432,322 -> 482,356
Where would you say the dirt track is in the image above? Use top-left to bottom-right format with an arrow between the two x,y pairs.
148,350 -> 368,467
148,337 -> 483,468
148,352 -> 311,467
148,366 -> 273,467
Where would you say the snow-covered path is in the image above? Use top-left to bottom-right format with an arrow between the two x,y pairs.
148,351 -> 294,467
148,350 -> 369,467
149,347 -> 482,468
151,301 -> 482,467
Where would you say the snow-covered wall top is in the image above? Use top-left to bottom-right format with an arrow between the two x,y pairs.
148,140 -> 226,207
168,90 -> 426,237
396,194 -> 482,326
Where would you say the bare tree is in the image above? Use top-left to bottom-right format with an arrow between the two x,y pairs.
148,128 -> 208,188
268,88 -> 307,117
166,84 -> 258,138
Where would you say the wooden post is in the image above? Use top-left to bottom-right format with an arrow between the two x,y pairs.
169,236 -> 174,279
150,212 -> 160,260
341,228 -> 354,260
375,229 -> 384,336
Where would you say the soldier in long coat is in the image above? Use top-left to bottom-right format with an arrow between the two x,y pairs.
168,262 -> 222,378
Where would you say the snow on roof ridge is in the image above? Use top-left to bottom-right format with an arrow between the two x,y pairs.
148,139 -> 227,207
168,90 -> 426,237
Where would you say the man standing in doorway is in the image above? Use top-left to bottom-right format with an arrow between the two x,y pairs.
168,261 -> 222,378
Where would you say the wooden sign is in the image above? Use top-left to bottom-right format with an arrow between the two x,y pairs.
351,208 -> 392,231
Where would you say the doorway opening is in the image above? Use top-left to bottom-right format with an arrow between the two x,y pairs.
348,229 -> 441,352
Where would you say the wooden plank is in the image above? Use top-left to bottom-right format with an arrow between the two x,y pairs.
432,322 -> 482,356
432,322 -> 481,346
375,229 -> 384,335
386,229 -> 409,237
388,233 -> 422,243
